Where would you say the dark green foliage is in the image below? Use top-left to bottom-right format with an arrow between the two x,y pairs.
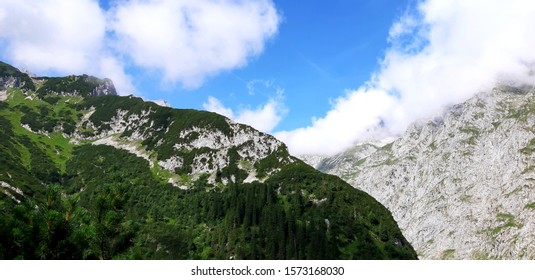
255,145 -> 292,178
68,146 -> 300,259
0,61 -> 35,91
266,163 -> 417,259
0,115 -> 17,154
19,136 -> 61,184
62,146 -> 415,259
0,185 -> 93,259
20,106 -> 56,133
0,116 -> 46,198
19,104 -> 77,135
218,147 -> 248,183
82,95 -> 149,128
42,95 -> 61,105
0,66 -> 417,259
35,75 -> 114,97
81,95 -> 234,153
0,144 -> 416,259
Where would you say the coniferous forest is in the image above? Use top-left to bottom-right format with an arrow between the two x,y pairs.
0,61 -> 417,259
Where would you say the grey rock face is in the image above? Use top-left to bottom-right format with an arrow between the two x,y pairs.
306,85 -> 535,259
0,76 -> 22,90
72,106 -> 293,188
87,77 -> 117,96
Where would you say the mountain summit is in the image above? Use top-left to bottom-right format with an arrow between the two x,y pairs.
0,61 -> 416,260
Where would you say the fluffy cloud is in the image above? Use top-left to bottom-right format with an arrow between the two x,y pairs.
276,88 -> 396,155
0,0 -> 106,73
0,0 -> 135,94
276,0 -> 535,156
109,0 -> 280,88
97,55 -> 135,96
203,95 -> 285,133
0,0 -> 280,93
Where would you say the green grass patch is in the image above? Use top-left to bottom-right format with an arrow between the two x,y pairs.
460,194 -> 472,202
459,126 -> 481,145
355,157 -> 367,166
1,90 -> 77,172
520,138 -> 535,155
524,202 -> 535,210
471,250 -> 501,260
505,100 -> 535,121
488,213 -> 523,236
522,165 -> 535,174
381,142 -> 393,151
441,249 -> 455,260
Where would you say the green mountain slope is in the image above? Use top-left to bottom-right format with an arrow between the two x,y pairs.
0,61 -> 417,259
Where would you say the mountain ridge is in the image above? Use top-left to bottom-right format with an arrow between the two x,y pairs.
306,84 -> 535,259
0,61 -> 417,260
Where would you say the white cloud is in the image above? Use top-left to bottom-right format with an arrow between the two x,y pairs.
0,0 -> 280,94
277,0 -> 535,156
97,55 -> 135,96
0,0 -> 135,95
109,0 -> 280,88
246,79 -> 275,96
276,88 -> 396,155
203,95 -> 285,133
0,0 -> 106,73
203,96 -> 235,119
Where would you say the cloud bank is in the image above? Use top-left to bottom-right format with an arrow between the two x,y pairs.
203,94 -> 286,133
0,0 -> 105,74
110,0 -> 280,88
0,0 -> 280,93
276,0 -> 535,156
202,79 -> 286,133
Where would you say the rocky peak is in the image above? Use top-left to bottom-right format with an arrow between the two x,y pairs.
0,61 -> 35,91
85,76 -> 117,96
34,74 -> 117,97
0,61 -> 418,260
0,76 -> 22,91
62,95 -> 294,188
311,85 -> 535,259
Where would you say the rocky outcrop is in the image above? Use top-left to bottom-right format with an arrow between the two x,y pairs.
306,85 -> 535,259
0,61 -> 35,92
1,181 -> 24,204
29,74 -> 117,97
0,76 -> 22,90
87,77 -> 117,96
72,99 -> 293,187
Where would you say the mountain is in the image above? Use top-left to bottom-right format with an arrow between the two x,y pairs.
0,61 -> 417,260
305,85 -> 535,259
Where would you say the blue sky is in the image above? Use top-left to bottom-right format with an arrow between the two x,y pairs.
93,0 -> 412,131
160,0 -> 410,131
2,0 -> 535,155
0,0 -> 410,131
